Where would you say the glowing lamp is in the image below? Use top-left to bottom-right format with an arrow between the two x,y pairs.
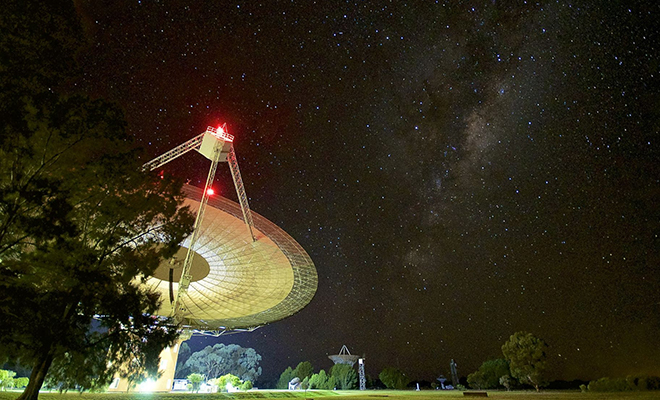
206,125 -> 234,142
206,188 -> 215,196
198,125 -> 233,161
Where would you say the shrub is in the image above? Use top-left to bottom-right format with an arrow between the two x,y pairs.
187,373 -> 204,393
217,374 -> 241,391
14,377 -> 29,389
588,377 -> 631,392
588,376 -> 660,392
468,359 -> 510,389
379,367 -> 409,390
309,370 -> 329,389
499,375 -> 515,391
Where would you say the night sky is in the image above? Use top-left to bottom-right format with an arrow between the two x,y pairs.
73,0 -> 658,385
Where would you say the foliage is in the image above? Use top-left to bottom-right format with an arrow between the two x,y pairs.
330,364 -> 357,390
467,359 -> 510,389
174,342 -> 192,379
499,374 -> 515,391
216,374 -> 241,392
239,380 -> 253,391
587,376 -> 660,392
293,361 -> 314,381
0,370 -> 16,390
184,344 -> 262,383
14,377 -> 29,389
587,377 -> 630,392
276,367 -> 294,389
379,367 -> 409,390
501,331 -> 549,392
466,371 -> 485,390
44,348 -> 115,393
635,376 -> 660,391
187,374 -> 204,393
308,370 -> 329,389
327,375 -> 338,390
0,2 -> 195,400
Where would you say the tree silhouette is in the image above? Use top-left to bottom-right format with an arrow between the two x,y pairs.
331,364 -> 358,390
502,331 -> 549,392
0,2 -> 194,400
184,344 -> 262,383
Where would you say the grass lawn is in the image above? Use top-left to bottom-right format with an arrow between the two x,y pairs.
2,390 -> 660,400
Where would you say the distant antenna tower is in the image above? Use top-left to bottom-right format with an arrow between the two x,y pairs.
328,345 -> 359,366
450,359 -> 459,387
358,358 -> 366,390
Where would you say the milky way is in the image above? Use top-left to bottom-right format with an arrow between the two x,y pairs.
75,0 -> 659,384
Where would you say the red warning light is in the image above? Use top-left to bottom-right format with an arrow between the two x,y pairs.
206,188 -> 215,196
206,125 -> 234,142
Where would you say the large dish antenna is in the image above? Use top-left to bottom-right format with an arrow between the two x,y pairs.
142,125 -> 317,333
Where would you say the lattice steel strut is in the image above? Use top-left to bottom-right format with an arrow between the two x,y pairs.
141,125 -> 256,320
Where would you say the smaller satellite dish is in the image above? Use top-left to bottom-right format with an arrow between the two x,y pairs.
328,344 -> 359,366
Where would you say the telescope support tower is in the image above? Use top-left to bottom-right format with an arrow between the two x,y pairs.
142,125 -> 256,318
358,358 -> 366,390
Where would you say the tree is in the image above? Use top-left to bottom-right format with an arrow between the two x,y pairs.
174,342 -> 192,378
379,367 -> 409,390
15,377 -> 29,389
183,343 -> 262,382
240,380 -> 253,391
499,375 -> 515,391
327,375 -> 338,390
309,370 -> 329,389
1,94 -> 192,398
467,359 -> 510,389
501,332 -> 549,392
0,3 -> 195,400
467,370 -> 486,390
331,364 -> 357,390
216,373 -> 241,391
0,370 -> 16,391
44,346 -> 116,392
293,361 -> 314,381
587,376 -> 660,392
187,373 -> 204,393
277,366 -> 295,389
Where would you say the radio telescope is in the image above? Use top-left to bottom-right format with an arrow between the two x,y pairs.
146,184 -> 318,331
109,125 -> 317,392
328,345 -> 359,366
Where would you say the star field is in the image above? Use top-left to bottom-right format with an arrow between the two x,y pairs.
74,0 -> 659,384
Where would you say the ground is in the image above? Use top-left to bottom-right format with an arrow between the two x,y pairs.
1,390 -> 659,400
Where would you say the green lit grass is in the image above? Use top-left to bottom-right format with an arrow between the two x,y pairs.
2,390 -> 660,400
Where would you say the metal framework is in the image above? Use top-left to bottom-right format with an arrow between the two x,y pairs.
142,125 -> 255,319
143,184 -> 318,330
358,358 -> 366,390
328,345 -> 359,366
172,142 -> 222,318
141,133 -> 205,172
142,125 -> 317,331
227,145 -> 255,241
